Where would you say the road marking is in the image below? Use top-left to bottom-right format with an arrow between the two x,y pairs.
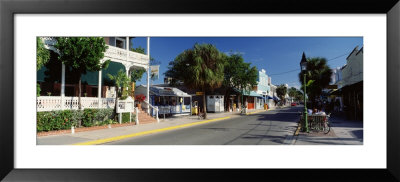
73,116 -> 231,145
246,110 -> 266,115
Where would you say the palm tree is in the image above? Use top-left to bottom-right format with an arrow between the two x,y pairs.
108,69 -> 131,118
299,57 -> 332,107
165,43 -> 225,119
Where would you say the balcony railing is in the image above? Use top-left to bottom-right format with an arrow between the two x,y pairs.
36,96 -> 116,112
104,45 -> 149,66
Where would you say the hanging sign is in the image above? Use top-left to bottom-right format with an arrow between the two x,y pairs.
150,65 -> 160,80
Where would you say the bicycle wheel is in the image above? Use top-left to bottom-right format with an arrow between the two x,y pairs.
323,123 -> 331,134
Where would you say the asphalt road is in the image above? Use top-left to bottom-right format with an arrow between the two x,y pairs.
108,106 -> 302,145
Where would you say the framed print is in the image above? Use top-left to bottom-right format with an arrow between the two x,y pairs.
1,0 -> 400,181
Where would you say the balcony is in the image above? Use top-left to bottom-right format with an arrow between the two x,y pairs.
40,37 -> 150,68
104,45 -> 149,68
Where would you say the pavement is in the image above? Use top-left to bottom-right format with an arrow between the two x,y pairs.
37,107 -> 275,145
37,105 -> 363,145
108,106 -> 298,145
293,113 -> 363,145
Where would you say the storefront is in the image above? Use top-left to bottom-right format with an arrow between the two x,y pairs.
243,91 -> 263,110
135,85 -> 192,116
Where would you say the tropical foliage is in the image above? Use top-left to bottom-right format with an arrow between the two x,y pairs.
36,37 -> 50,97
276,84 -> 288,101
108,69 -> 131,118
165,43 -> 226,119
298,57 -> 332,106
36,37 -> 50,71
288,87 -> 304,102
223,53 -> 258,109
55,37 -> 110,109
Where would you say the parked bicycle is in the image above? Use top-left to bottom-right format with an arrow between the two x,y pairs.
300,113 -> 331,134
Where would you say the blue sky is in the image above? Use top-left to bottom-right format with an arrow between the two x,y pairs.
131,37 -> 363,89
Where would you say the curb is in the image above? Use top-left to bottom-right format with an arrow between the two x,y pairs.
73,116 -> 231,145
245,110 -> 267,115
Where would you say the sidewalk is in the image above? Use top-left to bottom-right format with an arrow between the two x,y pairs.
293,114 -> 363,145
37,108 -> 268,145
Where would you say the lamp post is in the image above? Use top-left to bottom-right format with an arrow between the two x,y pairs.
300,52 -> 309,132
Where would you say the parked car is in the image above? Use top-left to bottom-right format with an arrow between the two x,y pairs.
291,102 -> 297,106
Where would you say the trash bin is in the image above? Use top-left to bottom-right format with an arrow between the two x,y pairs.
264,104 -> 268,110
192,101 -> 198,115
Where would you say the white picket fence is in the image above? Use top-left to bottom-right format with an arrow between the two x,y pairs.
36,96 -> 116,111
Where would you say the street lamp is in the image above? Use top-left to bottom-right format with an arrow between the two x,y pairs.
300,52 -> 309,132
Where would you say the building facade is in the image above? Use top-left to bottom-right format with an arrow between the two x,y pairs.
36,37 -> 151,112
255,69 -> 270,109
334,46 -> 363,120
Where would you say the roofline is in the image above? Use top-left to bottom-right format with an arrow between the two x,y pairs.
346,46 -> 359,60
356,47 -> 363,56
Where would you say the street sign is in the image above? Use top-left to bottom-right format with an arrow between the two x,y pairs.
196,92 -> 204,95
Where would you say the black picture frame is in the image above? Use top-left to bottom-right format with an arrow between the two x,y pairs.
1,0 -> 399,181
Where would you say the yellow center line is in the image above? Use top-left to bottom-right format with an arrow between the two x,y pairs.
73,116 -> 231,145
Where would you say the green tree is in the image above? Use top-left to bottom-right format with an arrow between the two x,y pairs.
288,87 -> 298,100
165,43 -> 226,119
55,37 -> 110,109
37,37 -> 50,71
295,90 -> 303,102
107,69 -> 131,117
299,57 -> 332,107
276,84 -> 288,103
36,37 -> 51,97
222,53 -> 258,111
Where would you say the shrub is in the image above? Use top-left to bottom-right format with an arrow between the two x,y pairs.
37,108 -> 115,132
83,108 -> 114,127
37,110 -> 76,132
82,109 -> 96,127
95,108 -> 113,122
70,110 -> 83,127
121,113 -> 135,123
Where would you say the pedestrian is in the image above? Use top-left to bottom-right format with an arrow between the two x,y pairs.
335,99 -> 340,112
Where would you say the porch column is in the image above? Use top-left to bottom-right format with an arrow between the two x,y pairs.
126,67 -> 130,93
126,37 -> 129,62
146,37 -> 150,114
61,64 -> 65,109
98,70 -> 102,108
126,37 -> 130,51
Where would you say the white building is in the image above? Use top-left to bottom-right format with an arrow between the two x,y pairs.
337,46 -> 363,88
37,37 -> 152,112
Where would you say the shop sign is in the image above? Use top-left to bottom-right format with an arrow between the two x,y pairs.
196,92 -> 204,95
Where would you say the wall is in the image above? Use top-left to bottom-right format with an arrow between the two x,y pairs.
256,69 -> 270,95
341,47 -> 363,87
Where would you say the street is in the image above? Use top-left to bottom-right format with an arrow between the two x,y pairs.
108,106 -> 302,145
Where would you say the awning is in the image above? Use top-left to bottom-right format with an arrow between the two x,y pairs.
267,96 -> 273,99
149,86 -> 191,97
273,96 -> 281,101
243,91 -> 263,97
